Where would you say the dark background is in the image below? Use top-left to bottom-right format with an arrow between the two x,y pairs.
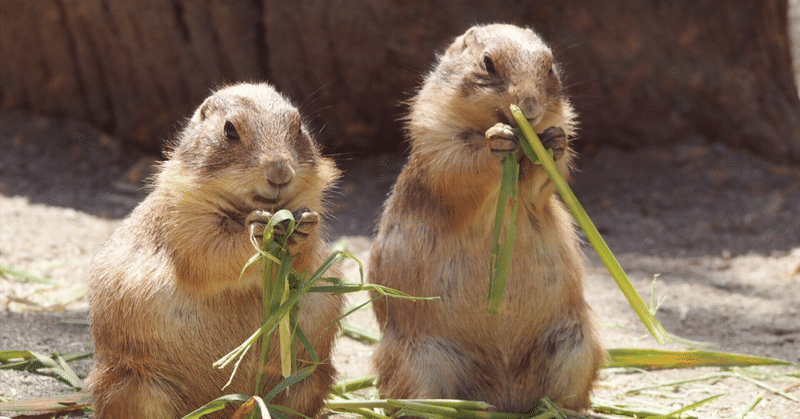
1,0 -> 799,162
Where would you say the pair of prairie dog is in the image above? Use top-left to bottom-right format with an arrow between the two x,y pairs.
87,23 -> 601,418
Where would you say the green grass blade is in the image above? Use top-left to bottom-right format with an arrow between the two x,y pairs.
327,399 -> 494,411
487,154 -> 520,315
293,323 -> 319,364
340,322 -> 382,344
511,104 -> 670,344
305,249 -> 353,283
0,350 -> 36,367
329,375 -> 379,395
265,209 -> 297,245
0,350 -> 83,389
307,281 -> 432,301
0,265 -> 57,285
533,398 -> 567,419
327,399 -> 531,419
606,348 -> 793,370
591,397 -> 693,419
263,365 -> 316,403
50,352 -> 84,390
274,252 -> 295,379
644,393 -> 722,419
180,394 -> 251,419
489,155 -> 512,282
325,400 -> 390,419
262,403 -> 307,419
736,394 -> 763,419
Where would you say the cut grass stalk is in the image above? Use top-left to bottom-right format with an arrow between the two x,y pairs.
510,104 -> 670,344
487,154 -> 520,315
330,375 -> 379,395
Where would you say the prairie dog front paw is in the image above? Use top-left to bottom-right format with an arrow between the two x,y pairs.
245,208 -> 319,247
486,122 -> 519,155
538,126 -> 567,161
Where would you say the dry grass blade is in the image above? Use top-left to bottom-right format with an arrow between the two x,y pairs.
0,391 -> 91,413
606,348 -> 793,370
625,370 -> 800,402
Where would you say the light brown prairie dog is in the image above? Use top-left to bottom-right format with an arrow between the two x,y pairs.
369,24 -> 604,412
87,83 -> 342,418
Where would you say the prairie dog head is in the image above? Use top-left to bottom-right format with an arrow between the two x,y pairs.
161,83 -> 339,215
410,24 -> 575,139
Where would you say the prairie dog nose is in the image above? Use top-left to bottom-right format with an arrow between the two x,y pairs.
519,97 -> 543,121
267,161 -> 295,187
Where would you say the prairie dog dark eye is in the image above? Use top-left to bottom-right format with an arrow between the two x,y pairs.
482,54 -> 496,74
223,121 -> 239,141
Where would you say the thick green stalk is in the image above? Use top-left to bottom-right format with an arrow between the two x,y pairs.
487,154 -> 520,314
510,104 -> 669,344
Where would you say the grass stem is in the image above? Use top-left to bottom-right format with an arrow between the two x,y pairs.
511,104 -> 669,344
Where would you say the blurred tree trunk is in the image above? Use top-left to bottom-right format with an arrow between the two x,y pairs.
2,0 -> 799,162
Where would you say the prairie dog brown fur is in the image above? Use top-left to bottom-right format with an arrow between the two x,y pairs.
369,24 -> 604,411
87,83 -> 342,418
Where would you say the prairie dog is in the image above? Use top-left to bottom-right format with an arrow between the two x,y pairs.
369,24 -> 604,412
87,83 -> 342,418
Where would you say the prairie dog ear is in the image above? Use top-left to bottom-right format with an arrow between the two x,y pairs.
445,26 -> 481,57
191,97 -> 213,124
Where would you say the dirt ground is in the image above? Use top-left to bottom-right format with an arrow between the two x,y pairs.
1,106 -> 799,418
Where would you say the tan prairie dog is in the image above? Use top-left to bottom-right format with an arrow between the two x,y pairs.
369,24 -> 604,412
87,83 -> 342,418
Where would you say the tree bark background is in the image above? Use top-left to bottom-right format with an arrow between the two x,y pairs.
2,0 -> 799,162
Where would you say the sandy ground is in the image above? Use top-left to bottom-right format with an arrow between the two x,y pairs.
1,108 -> 799,418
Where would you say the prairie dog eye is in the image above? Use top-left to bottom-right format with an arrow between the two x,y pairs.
482,54 -> 496,74
223,121 -> 239,141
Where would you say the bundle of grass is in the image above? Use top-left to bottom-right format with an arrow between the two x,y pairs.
184,209 -> 425,419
